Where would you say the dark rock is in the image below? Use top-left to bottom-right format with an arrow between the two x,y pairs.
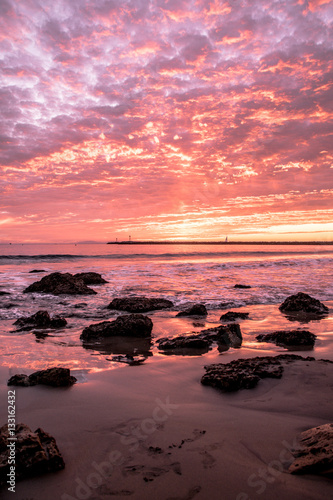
289,423 -> 333,475
256,330 -> 316,348
201,354 -> 316,392
220,311 -> 249,321
108,354 -> 146,365
158,336 -> 210,352
81,313 -> 153,340
107,297 -> 173,312
23,272 -> 97,296
157,324 -> 242,354
13,310 -> 67,331
0,423 -> 65,485
73,272 -> 108,284
234,284 -> 251,289
29,269 -> 46,273
279,292 -> 328,316
0,291 -> 10,296
8,367 -> 77,387
176,304 -> 208,317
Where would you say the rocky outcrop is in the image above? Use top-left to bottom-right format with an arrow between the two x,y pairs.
0,423 -> 65,485
7,367 -> 77,387
157,324 -> 242,353
289,423 -> 333,475
279,292 -> 328,316
23,272 -> 97,295
201,354 -> 316,392
219,311 -> 249,322
107,297 -> 173,312
73,272 -> 108,284
81,313 -> 153,340
176,304 -> 208,317
256,330 -> 316,348
13,310 -> 67,331
234,284 -> 251,289
29,269 -> 46,273
0,291 -> 10,296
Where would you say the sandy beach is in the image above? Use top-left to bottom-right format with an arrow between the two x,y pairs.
1,339 -> 333,500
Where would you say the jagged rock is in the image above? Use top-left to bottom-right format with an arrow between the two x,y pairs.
73,272 -> 108,284
176,304 -> 208,317
289,423 -> 333,475
8,367 -> 77,387
81,314 -> 153,340
13,310 -> 67,331
279,292 -> 328,316
0,423 -> 65,485
23,272 -> 97,295
256,330 -> 316,347
107,297 -> 173,312
201,354 -> 319,392
157,324 -> 242,353
234,284 -> 251,289
220,311 -> 249,321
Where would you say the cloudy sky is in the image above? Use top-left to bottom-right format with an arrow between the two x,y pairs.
1,0 -> 332,243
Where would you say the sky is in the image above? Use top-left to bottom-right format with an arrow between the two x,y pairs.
1,0 -> 333,243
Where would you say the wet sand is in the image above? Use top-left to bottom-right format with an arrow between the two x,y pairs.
1,345 -> 333,500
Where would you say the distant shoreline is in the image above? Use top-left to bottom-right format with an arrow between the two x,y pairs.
107,240 -> 333,245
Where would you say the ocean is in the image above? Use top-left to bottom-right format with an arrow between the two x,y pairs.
0,243 -> 332,373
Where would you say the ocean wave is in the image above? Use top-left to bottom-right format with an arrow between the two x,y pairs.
1,250 -> 333,263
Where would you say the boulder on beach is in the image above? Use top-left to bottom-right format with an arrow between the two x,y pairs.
13,310 -> 67,331
219,311 -> 249,322
0,423 -> 65,485
73,272 -> 108,284
23,272 -> 97,295
289,423 -> 333,475
176,304 -> 208,317
157,323 -> 242,354
279,292 -> 328,316
81,313 -> 153,340
256,330 -> 316,348
7,367 -> 77,387
234,284 -> 251,289
201,354 -> 315,392
107,297 -> 173,312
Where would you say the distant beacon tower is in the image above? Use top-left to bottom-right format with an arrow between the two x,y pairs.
225,236 -> 228,242
129,235 -> 131,242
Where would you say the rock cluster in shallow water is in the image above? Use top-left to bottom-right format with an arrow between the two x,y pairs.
24,272 -> 98,295
201,354 -> 317,392
7,367 -> 77,387
13,310 -> 67,331
81,313 -> 153,340
256,329 -> 316,347
158,324 -> 242,353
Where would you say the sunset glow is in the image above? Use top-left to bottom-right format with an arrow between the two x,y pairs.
1,0 -> 332,242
